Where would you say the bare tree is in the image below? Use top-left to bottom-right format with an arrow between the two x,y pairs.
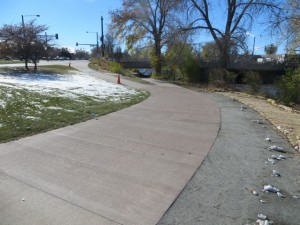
282,0 -> 300,52
74,49 -> 90,60
185,0 -> 283,68
104,33 -> 116,59
0,20 -> 49,71
110,0 -> 182,75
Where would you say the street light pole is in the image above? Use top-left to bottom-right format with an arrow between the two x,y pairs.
247,32 -> 261,57
87,31 -> 99,57
252,36 -> 256,56
21,14 -> 40,31
22,15 -> 25,31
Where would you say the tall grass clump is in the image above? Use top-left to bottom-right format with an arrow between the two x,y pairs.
243,71 -> 262,94
208,68 -> 237,89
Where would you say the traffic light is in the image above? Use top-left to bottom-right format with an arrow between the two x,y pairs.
76,42 -> 78,46
55,33 -> 58,39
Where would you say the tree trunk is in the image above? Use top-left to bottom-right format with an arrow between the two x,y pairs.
154,55 -> 162,76
154,40 -> 162,76
33,61 -> 37,73
24,59 -> 29,71
215,38 -> 230,70
220,49 -> 229,69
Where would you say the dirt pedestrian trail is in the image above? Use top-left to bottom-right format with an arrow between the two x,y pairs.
157,93 -> 300,225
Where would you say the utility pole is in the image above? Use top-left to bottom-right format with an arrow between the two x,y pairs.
101,16 -> 104,57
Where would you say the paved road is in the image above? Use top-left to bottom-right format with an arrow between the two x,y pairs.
0,61 -> 220,225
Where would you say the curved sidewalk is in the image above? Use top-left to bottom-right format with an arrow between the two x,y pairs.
0,61 -> 220,225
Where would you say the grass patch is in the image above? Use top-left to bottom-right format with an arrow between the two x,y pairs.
0,59 -> 23,64
38,65 -> 78,74
0,85 -> 149,143
0,66 -> 150,142
0,65 -> 77,74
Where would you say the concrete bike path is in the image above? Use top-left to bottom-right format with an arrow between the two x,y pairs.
0,61 -> 220,225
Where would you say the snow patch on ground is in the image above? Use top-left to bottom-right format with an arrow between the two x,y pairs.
0,72 -> 138,100
47,106 -> 63,110
25,116 -> 40,120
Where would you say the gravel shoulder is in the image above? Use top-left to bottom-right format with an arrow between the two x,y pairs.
221,91 -> 300,152
157,93 -> 300,225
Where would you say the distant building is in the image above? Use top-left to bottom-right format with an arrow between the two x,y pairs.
256,54 -> 285,63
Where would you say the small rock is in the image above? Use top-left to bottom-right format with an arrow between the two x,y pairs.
260,199 -> 266,203
292,195 -> 299,199
253,120 -> 263,124
21,197 -> 25,202
252,191 -> 259,196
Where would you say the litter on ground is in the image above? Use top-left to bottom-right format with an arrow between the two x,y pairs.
270,154 -> 286,160
272,170 -> 281,177
267,158 -> 276,164
277,192 -> 286,198
257,214 -> 268,220
268,145 -> 285,153
265,137 -> 272,142
263,185 -> 280,193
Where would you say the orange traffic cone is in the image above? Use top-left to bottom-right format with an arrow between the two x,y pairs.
117,74 -> 121,84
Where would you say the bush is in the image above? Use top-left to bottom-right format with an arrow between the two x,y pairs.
243,71 -> 262,94
275,68 -> 300,104
184,58 -> 208,83
208,68 -> 237,88
109,61 -> 123,74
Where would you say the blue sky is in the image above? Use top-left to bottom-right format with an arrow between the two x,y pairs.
1,0 -> 286,55
1,0 -> 121,52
